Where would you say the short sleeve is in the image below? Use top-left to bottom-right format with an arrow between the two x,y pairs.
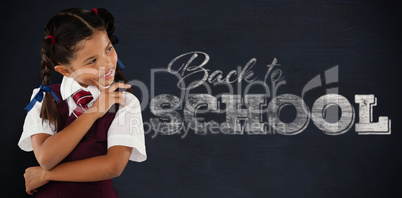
18,88 -> 56,151
108,92 -> 147,162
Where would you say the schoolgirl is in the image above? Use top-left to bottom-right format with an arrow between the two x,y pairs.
18,8 -> 146,197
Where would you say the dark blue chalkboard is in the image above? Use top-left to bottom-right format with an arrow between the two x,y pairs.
1,0 -> 401,197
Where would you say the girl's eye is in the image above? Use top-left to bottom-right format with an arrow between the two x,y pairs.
106,46 -> 113,53
88,59 -> 96,64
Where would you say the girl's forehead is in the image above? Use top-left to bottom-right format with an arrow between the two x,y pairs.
74,31 -> 109,59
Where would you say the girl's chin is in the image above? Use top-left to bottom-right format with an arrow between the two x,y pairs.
99,79 -> 115,88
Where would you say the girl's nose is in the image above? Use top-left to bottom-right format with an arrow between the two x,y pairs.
98,57 -> 112,69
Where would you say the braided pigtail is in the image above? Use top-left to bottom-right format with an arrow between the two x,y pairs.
40,36 -> 60,131
95,8 -> 133,94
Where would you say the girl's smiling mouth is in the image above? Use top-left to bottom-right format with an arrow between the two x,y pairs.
100,69 -> 114,79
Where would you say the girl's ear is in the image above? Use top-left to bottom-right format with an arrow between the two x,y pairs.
54,65 -> 72,77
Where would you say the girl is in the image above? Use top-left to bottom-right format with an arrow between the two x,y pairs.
18,8 -> 146,197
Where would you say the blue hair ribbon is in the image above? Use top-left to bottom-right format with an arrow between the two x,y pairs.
24,84 -> 60,112
113,35 -> 124,70
114,35 -> 120,44
117,59 -> 125,70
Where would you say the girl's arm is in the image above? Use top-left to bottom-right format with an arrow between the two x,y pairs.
24,145 -> 132,195
31,82 -> 131,170
31,113 -> 98,170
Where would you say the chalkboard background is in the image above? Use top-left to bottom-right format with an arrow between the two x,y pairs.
1,0 -> 401,197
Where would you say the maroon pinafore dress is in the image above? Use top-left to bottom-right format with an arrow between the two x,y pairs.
36,84 -> 119,198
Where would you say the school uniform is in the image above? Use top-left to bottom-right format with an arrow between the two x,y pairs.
18,76 -> 147,197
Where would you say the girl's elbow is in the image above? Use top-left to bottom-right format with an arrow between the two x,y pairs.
37,155 -> 56,170
106,146 -> 132,178
109,162 -> 126,178
39,161 -> 54,171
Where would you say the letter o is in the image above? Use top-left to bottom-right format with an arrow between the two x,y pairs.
311,94 -> 355,135
267,94 -> 310,135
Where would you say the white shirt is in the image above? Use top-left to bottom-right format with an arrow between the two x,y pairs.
18,76 -> 147,162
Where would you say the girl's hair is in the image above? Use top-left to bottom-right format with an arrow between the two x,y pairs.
40,8 -> 132,131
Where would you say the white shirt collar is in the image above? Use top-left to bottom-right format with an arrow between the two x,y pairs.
60,76 -> 100,100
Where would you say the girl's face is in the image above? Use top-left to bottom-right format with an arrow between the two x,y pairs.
55,30 -> 118,88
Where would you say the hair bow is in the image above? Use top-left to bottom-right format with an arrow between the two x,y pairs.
113,35 -> 124,70
24,84 -> 60,112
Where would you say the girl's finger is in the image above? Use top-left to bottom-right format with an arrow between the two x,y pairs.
119,98 -> 126,107
117,91 -> 124,100
105,82 -> 131,93
118,92 -> 126,106
109,92 -> 125,106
